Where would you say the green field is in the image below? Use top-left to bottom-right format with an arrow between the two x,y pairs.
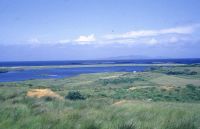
0,65 -> 200,129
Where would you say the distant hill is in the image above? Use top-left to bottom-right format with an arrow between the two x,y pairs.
103,55 -> 154,60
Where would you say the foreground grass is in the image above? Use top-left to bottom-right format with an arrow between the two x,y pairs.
0,96 -> 200,129
0,65 -> 200,129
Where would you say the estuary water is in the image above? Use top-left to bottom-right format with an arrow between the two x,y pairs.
0,59 -> 200,82
0,66 -> 148,82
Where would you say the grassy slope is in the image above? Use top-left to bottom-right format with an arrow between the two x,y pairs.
0,65 -> 200,129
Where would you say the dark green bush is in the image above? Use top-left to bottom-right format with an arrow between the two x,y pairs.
0,69 -> 9,73
189,71 -> 198,75
149,67 -> 157,71
98,77 -> 144,85
186,84 -> 196,91
65,91 -> 85,100
165,70 -> 197,75
43,96 -> 55,101
166,71 -> 184,75
118,122 -> 136,129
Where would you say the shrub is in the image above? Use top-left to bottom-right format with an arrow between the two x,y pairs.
0,69 -> 9,73
186,84 -> 196,91
43,96 -> 55,101
166,71 -> 183,75
189,71 -> 198,75
149,67 -> 158,71
165,70 -> 197,75
98,77 -> 143,85
65,91 -> 85,100
118,122 -> 136,129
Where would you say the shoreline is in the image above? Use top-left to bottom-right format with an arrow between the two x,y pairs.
0,63 -> 185,71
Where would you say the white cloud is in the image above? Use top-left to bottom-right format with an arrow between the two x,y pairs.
100,24 -> 200,46
28,38 -> 40,43
160,26 -> 194,34
148,38 -> 158,45
75,34 -> 96,42
169,37 -> 179,43
57,39 -> 70,44
26,24 -> 199,46
27,38 -> 71,45
104,24 -> 200,40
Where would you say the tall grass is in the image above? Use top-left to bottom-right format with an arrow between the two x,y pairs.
0,95 -> 200,129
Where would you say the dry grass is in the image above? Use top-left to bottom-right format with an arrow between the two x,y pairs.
100,75 -> 121,79
160,85 -> 175,91
113,100 -> 128,106
27,88 -> 63,99
128,86 -> 154,91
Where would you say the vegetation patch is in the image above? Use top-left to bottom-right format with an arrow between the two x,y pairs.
154,66 -> 199,76
97,77 -> 144,85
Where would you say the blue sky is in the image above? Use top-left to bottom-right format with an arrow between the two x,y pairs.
0,0 -> 200,61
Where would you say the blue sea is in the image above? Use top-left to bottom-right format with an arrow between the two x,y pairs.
0,59 -> 200,82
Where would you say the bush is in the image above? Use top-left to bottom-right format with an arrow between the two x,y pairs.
98,77 -> 144,85
118,122 -> 136,129
165,70 -> 197,75
65,91 -> 85,100
166,71 -> 183,75
149,67 -> 158,71
186,84 -> 196,91
43,96 -> 55,101
189,71 -> 198,75
0,69 -> 9,73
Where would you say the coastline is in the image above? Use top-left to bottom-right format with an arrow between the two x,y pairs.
0,63 -> 185,72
